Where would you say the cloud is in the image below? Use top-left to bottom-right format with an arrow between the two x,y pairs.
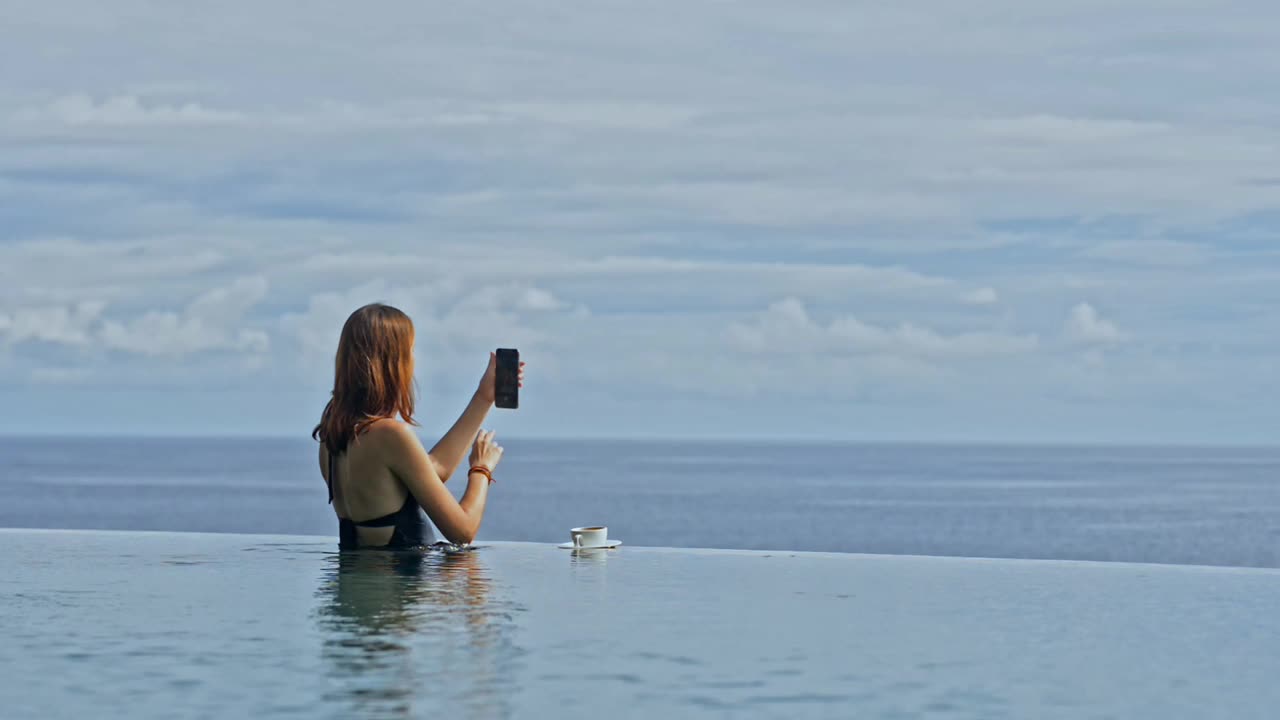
98,276 -> 270,357
727,298 -> 1039,359
494,101 -> 700,131
29,366 -> 94,384
978,114 -> 1171,144
5,2 -> 1278,240
1081,240 -> 1211,267
961,287 -> 999,305
0,238 -> 226,306
515,287 -> 566,312
279,280 -> 578,375
17,94 -> 246,128
296,252 -> 949,291
0,300 -> 106,346
1064,303 -> 1125,345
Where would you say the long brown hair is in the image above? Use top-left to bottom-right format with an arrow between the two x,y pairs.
312,303 -> 418,454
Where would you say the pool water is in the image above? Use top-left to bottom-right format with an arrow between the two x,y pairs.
3,529 -> 1279,719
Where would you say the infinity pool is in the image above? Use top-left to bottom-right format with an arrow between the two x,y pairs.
3,529 -> 1278,719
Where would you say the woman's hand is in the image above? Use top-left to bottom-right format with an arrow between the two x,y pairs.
475,352 -> 526,405
469,429 -> 504,472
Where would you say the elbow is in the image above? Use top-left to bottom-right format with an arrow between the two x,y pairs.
432,457 -> 453,484
445,530 -> 476,545
443,520 -> 480,545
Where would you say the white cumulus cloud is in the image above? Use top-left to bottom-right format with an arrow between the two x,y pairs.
1064,303 -> 1125,344
0,300 -> 106,346
98,276 -> 270,357
727,298 -> 1038,359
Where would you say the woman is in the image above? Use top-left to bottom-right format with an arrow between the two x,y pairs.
313,303 -> 524,549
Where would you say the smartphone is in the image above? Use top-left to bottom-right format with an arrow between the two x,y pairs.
495,348 -> 519,409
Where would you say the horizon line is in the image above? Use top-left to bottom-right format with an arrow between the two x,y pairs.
0,432 -> 1275,450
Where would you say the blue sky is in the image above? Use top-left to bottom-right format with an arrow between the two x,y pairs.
1,2 -> 1277,443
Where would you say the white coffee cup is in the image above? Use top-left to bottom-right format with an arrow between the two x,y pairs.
570,526 -> 609,549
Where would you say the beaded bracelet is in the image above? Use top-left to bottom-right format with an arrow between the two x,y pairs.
468,465 -> 495,484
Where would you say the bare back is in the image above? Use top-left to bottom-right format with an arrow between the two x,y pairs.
319,421 -> 414,547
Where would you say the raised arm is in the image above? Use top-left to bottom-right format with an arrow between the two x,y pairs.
383,421 -> 503,544
428,392 -> 492,482
428,352 -> 523,481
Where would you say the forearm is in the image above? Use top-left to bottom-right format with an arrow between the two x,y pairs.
429,391 -> 491,482
455,471 -> 491,541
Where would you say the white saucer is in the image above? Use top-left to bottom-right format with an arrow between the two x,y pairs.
557,540 -> 622,550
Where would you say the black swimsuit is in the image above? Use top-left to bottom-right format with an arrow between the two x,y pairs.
327,452 -> 433,550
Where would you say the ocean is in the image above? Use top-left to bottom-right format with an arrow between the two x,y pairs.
2,437 -> 1277,568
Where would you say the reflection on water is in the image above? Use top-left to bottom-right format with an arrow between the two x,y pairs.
313,546 -> 523,720
568,548 -> 611,566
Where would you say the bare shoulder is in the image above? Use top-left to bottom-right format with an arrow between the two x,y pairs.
362,419 -> 422,452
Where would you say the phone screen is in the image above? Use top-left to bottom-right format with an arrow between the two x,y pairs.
495,348 -> 519,409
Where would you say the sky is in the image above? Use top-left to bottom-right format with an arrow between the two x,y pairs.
0,1 -> 1277,443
